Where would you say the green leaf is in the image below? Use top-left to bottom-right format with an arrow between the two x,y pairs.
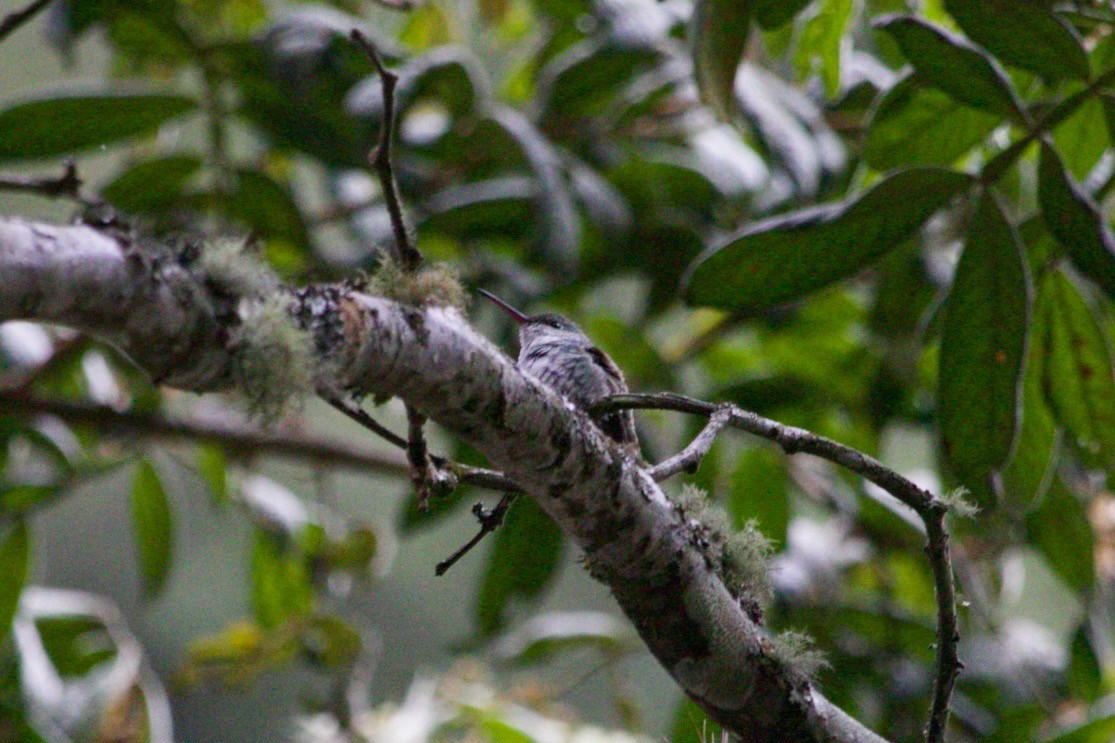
875,15 -> 1023,120
130,459 -> 173,597
728,448 -> 789,546
1041,271 -> 1115,465
0,92 -> 195,162
938,191 -> 1030,505
671,696 -> 724,743
538,40 -> 660,119
691,0 -> 751,122
250,529 -> 313,630
476,497 -> 563,637
196,445 -> 228,508
797,0 -> 854,98
754,0 -> 812,29
684,167 -> 970,312
943,0 -> 1090,82
864,74 -> 1002,170
1001,289 -> 1058,514
212,168 -> 310,252
494,611 -> 633,665
1042,714 -> 1115,743
102,154 -> 202,214
1038,142 -> 1115,301
492,108 -> 580,270
1053,93 -> 1110,181
0,520 -> 30,642
1027,477 -> 1094,595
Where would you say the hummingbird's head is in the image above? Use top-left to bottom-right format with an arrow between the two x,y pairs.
477,289 -> 588,346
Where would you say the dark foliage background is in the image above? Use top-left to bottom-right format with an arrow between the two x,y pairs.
1,0 -> 1115,741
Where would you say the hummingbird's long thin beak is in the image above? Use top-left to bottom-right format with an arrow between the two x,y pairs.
477,288 -> 529,324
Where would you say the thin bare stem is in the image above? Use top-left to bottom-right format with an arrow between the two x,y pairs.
648,405 -> 732,481
325,395 -> 522,494
0,161 -> 98,207
350,29 -> 422,271
0,391 -> 409,473
0,0 -> 54,44
435,492 -> 516,576
591,391 -> 960,743
405,405 -> 432,509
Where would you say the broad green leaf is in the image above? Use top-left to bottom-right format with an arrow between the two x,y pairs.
211,168 -> 310,252
691,0 -> 752,122
1001,289 -> 1058,514
939,191 -> 1030,505
728,448 -> 789,546
684,167 -> 970,312
494,611 -> 633,665
1027,477 -> 1094,595
0,93 -> 195,162
480,719 -> 532,743
943,0 -> 1090,82
875,15 -> 1023,120
1038,142 -> 1115,301
102,154 -> 202,214
492,108 -> 580,270
797,0 -> 854,98
1,484 -> 62,512
250,529 -> 313,630
754,0 -> 812,29
1053,94 -> 1110,181
864,74 -> 1001,170
130,459 -> 172,597
476,496 -> 563,637
1042,714 -> 1115,743
1067,624 -> 1105,705
0,520 -> 30,641
196,445 -> 228,508
538,40 -> 660,119
1042,271 -> 1115,465
671,696 -> 724,743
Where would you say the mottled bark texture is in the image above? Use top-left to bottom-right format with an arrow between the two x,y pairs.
0,219 -> 888,743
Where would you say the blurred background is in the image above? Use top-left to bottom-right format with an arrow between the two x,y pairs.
1,1 -> 1114,742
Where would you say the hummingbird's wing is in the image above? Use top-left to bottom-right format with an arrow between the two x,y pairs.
586,346 -> 640,451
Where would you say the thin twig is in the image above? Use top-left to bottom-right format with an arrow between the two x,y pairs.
326,395 -> 522,494
405,405 -> 433,509
435,492 -> 516,576
648,405 -> 732,481
0,0 -> 54,44
368,0 -> 414,9
0,161 -> 97,207
591,391 -> 960,743
0,391 -> 409,473
350,29 -> 422,271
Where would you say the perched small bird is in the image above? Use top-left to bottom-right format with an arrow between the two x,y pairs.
478,289 -> 638,452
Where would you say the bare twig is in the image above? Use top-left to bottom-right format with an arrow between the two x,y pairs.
368,0 -> 415,9
405,405 -> 433,509
0,161 -> 97,207
435,492 -> 516,576
325,395 -> 522,494
0,0 -> 54,44
591,391 -> 960,743
0,390 -> 410,473
349,29 -> 422,271
648,404 -> 732,481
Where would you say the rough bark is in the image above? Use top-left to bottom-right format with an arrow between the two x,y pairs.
0,218 -> 888,743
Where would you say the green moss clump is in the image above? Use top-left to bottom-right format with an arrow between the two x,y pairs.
198,237 -> 278,299
669,484 -> 774,616
769,629 -> 829,682
233,293 -> 314,423
369,258 -> 467,309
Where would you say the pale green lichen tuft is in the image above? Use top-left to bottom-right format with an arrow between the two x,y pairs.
940,486 -> 979,519
669,484 -> 774,613
769,629 -> 829,681
198,237 -> 278,299
233,293 -> 315,423
721,519 -> 774,607
369,258 -> 467,309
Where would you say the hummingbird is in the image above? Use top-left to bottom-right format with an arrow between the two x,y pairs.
478,289 -> 639,452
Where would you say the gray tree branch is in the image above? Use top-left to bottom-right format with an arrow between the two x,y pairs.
0,218 -> 890,743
